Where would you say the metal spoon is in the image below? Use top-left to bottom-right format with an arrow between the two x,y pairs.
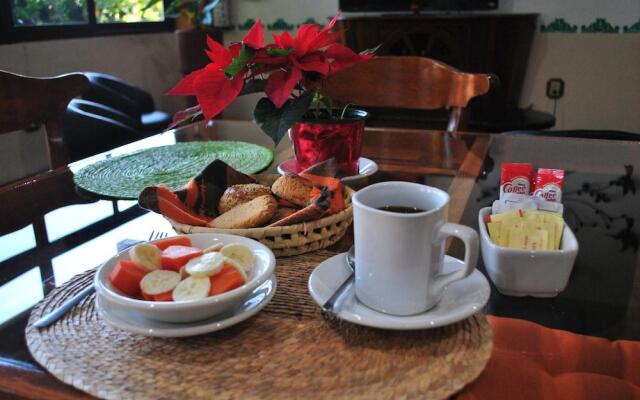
322,246 -> 355,313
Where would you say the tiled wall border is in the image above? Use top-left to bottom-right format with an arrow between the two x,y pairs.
542,17 -> 640,33
237,18 -> 327,31
236,17 -> 640,34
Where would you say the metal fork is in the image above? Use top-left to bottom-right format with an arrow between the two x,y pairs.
33,231 -> 167,328
149,230 -> 168,241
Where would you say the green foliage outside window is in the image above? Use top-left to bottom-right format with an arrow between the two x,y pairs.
12,0 -> 164,25
12,0 -> 88,25
96,0 -> 163,23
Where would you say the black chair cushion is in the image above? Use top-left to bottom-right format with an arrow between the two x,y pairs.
70,99 -> 142,131
64,99 -> 150,161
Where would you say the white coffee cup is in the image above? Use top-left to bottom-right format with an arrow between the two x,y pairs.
352,181 -> 479,316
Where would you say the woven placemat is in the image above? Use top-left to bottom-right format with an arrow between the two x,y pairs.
26,250 -> 492,400
73,141 -> 273,199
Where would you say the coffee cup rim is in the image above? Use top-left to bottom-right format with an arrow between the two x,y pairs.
352,181 -> 450,218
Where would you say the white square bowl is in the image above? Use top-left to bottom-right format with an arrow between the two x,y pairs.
478,207 -> 579,298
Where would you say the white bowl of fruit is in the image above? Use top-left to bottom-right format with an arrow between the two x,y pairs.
94,233 -> 276,323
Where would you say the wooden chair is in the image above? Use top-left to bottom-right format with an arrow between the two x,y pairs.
320,56 -> 496,134
0,70 -> 89,169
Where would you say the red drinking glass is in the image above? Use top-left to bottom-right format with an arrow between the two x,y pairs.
289,109 -> 368,176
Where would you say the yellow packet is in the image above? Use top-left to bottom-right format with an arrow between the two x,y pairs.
522,220 -> 556,250
487,221 -> 502,245
525,210 -> 564,249
499,219 -> 524,247
487,210 -> 564,250
507,227 -> 549,250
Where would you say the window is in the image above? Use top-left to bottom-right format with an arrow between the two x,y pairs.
1,0 -> 172,43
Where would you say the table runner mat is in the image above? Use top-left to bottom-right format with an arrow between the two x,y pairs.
26,250 -> 492,400
73,141 -> 273,199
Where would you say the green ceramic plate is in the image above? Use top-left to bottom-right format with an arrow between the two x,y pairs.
73,141 -> 273,199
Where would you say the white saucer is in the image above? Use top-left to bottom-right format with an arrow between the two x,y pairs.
96,276 -> 277,337
277,157 -> 378,183
308,255 -> 490,330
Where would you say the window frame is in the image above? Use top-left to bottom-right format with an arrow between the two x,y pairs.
0,0 -> 174,44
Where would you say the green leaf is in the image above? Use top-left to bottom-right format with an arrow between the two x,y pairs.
239,79 -> 267,96
224,47 -> 255,77
340,103 -> 353,119
314,92 -> 333,109
164,0 -> 197,20
266,47 -> 294,57
141,0 -> 161,12
360,43 -> 382,55
254,91 -> 315,144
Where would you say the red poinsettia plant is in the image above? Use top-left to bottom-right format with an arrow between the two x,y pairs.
167,14 -> 375,144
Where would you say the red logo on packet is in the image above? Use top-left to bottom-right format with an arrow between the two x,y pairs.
500,163 -> 533,199
532,168 -> 565,202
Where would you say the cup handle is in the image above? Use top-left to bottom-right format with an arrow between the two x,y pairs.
432,223 -> 479,293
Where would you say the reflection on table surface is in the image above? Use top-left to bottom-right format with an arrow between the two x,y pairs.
455,135 -> 640,340
0,119 -> 638,397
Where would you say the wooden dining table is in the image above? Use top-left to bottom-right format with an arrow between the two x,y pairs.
0,120 -> 638,399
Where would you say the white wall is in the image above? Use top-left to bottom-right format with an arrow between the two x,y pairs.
501,0 -> 640,26
502,0 -> 640,132
521,33 -> 640,133
0,32 -> 185,113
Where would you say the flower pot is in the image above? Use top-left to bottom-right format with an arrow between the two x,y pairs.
289,109 -> 368,176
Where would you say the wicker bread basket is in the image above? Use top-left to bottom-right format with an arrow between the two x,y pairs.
168,175 -> 353,257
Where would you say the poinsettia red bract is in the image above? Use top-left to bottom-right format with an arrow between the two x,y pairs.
166,13 -> 375,142
166,25 -> 256,120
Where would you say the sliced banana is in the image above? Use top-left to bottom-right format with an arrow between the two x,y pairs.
185,252 -> 224,278
140,270 -> 181,296
172,276 -> 211,301
220,243 -> 254,271
222,257 -> 248,281
129,243 -> 161,271
179,265 -> 189,280
203,242 -> 224,253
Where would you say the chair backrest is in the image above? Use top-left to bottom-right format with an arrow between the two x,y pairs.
320,56 -> 496,133
0,70 -> 89,168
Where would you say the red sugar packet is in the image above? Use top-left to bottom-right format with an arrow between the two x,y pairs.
500,163 -> 533,199
532,168 -> 565,203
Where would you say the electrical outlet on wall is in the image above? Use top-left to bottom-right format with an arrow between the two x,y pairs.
546,78 -> 565,100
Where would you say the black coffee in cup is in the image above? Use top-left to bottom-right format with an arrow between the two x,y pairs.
377,205 -> 425,214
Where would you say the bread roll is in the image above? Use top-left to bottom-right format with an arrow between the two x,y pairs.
271,176 -> 313,208
210,195 -> 277,229
218,184 -> 272,214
